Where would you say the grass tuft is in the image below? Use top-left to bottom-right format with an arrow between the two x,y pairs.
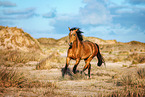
137,68 -> 145,79
109,69 -> 145,97
0,50 -> 45,66
0,67 -> 27,88
108,88 -> 145,97
116,74 -> 135,86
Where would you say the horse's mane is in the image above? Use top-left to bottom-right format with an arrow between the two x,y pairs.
70,27 -> 83,41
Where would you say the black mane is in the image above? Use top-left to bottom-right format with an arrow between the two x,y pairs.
69,27 -> 83,41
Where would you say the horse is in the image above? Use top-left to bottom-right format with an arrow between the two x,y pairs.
62,27 -> 105,78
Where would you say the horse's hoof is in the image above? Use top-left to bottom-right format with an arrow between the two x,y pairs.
62,71 -> 65,77
76,70 -> 80,73
87,76 -> 92,79
73,71 -> 76,74
62,74 -> 64,77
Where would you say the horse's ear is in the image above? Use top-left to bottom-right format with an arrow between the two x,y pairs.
75,28 -> 79,32
68,27 -> 70,31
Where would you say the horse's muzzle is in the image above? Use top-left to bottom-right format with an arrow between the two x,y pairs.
69,42 -> 73,47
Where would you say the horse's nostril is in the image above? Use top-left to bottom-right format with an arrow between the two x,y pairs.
69,42 -> 72,46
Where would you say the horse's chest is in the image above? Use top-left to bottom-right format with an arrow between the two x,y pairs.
67,49 -> 79,59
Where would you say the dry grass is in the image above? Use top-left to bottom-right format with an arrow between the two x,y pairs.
36,56 -> 52,70
37,38 -> 57,45
0,50 -> 45,66
107,68 -> 145,97
0,66 -> 66,97
96,72 -> 111,77
126,53 -> 145,64
116,69 -> 145,87
24,80 -> 57,88
36,52 -> 65,70
0,67 -> 26,88
0,26 -> 42,52
116,74 -> 137,86
137,68 -> 145,79
104,52 -> 145,63
0,66 -> 58,89
108,88 -> 145,97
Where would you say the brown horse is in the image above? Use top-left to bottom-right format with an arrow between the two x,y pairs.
62,27 -> 105,78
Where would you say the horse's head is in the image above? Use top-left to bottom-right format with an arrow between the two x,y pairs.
68,27 -> 78,47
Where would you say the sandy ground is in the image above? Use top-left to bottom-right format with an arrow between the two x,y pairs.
1,59 -> 145,97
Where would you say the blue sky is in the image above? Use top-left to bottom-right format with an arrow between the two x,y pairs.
0,0 -> 145,42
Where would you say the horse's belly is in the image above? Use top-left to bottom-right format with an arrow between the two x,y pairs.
67,53 -> 77,60
81,53 -> 91,59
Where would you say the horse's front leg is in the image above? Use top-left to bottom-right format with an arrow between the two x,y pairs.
73,58 -> 80,74
62,57 -> 71,77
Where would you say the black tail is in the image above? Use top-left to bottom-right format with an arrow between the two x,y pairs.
96,44 -> 105,67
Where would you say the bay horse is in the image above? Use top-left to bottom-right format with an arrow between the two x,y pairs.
62,27 -> 105,78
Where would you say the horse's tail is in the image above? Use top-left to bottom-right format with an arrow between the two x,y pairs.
96,44 -> 106,67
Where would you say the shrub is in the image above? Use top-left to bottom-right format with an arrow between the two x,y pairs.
116,75 -> 135,86
109,70 -> 145,97
36,52 -> 65,70
126,53 -> 145,64
108,88 -> 145,97
0,67 -> 26,88
1,50 -> 44,65
137,68 -> 145,79
36,56 -> 52,70
25,80 -> 57,88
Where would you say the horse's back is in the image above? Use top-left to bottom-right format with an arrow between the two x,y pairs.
81,41 -> 98,58
83,40 -> 97,49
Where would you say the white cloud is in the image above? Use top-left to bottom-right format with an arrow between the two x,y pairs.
116,8 -> 134,14
0,1 -> 16,7
43,9 -> 56,18
79,0 -> 112,25
1,8 -> 39,20
3,8 -> 36,15
127,0 -> 145,5
82,24 -> 145,42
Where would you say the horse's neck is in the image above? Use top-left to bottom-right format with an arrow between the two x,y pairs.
72,39 -> 82,51
71,39 -> 83,58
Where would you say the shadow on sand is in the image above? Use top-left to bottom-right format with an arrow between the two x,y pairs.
61,68 -> 87,80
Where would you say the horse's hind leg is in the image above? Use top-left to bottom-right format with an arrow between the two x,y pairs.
81,63 -> 91,77
82,58 -> 93,77
88,63 -> 91,78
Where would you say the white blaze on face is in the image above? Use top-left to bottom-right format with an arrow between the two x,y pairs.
71,31 -> 73,35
